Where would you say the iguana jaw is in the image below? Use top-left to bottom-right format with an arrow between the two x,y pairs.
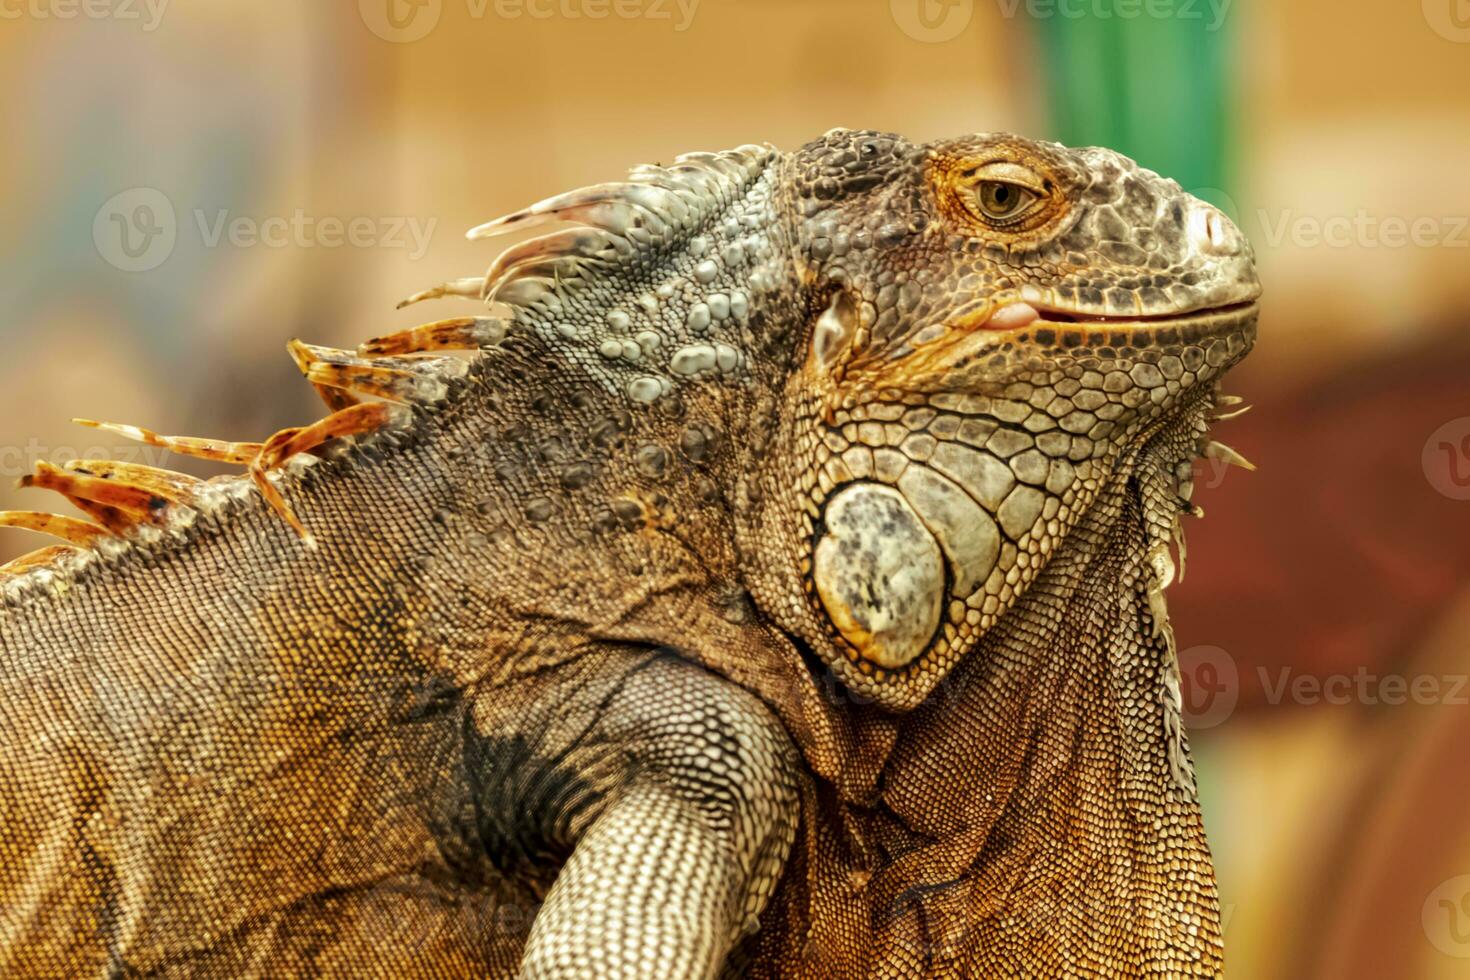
969,297 -> 1261,331
886,297 -> 1262,386
932,272 -> 1264,338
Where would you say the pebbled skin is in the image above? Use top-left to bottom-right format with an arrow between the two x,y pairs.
0,129 -> 1259,977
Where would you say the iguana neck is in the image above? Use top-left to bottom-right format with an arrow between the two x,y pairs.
850,400 -> 1224,976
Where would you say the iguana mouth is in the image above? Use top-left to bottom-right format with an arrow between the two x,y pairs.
979,298 -> 1260,331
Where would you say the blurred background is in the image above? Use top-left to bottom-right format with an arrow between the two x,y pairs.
1,1 -> 1467,975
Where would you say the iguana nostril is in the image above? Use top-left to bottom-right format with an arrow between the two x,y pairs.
1189,204 -> 1240,256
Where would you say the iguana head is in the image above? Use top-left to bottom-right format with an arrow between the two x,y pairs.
744,129 -> 1261,709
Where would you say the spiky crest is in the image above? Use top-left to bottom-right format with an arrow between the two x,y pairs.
0,144 -> 779,600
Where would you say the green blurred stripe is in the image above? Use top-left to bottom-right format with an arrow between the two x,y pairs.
1033,3 -> 1236,196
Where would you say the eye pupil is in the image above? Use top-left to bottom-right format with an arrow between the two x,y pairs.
977,180 -> 1037,222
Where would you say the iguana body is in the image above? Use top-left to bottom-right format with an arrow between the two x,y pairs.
0,130 -> 1259,978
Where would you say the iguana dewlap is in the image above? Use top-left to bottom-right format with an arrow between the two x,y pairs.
0,129 -> 1259,978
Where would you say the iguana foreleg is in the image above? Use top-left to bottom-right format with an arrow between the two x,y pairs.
516,657 -> 800,980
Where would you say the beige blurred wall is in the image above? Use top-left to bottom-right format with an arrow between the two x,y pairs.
1239,0 -> 1470,379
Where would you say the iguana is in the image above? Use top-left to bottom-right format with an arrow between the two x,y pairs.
0,129 -> 1259,978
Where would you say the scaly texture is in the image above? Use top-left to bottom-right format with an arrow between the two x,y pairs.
0,129 -> 1259,978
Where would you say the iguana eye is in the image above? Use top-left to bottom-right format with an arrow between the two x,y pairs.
977,180 -> 1038,222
